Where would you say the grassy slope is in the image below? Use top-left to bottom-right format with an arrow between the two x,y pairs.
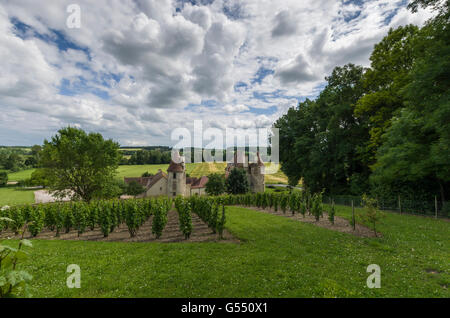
13,206 -> 449,298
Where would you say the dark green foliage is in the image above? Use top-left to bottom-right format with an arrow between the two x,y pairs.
28,206 -> 44,237
9,206 -> 25,235
311,193 -> 323,221
62,204 -> 74,233
205,173 -> 225,196
273,5 -> 450,203
39,126 -> 121,202
152,201 -> 168,239
0,172 -> 7,187
328,202 -> 335,225
126,181 -> 145,196
98,202 -> 111,237
175,197 -> 192,239
280,194 -> 288,214
217,205 -> 226,239
125,200 -> 140,237
73,202 -> 87,236
225,168 -> 249,195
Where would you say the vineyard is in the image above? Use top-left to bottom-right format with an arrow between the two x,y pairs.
0,190 -> 379,242
0,196 -> 236,243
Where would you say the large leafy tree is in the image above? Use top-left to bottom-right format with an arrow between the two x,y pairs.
372,5 -> 450,203
276,64 -> 369,195
40,127 -> 121,202
354,25 -> 420,166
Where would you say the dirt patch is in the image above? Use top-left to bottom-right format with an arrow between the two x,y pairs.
246,206 -> 378,238
0,210 -> 239,244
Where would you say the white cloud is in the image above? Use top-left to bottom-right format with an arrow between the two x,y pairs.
0,0 -> 436,146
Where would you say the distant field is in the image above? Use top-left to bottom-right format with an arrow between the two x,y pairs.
6,163 -> 291,184
7,169 -> 35,181
0,163 -> 291,206
117,162 -> 290,184
0,187 -> 35,206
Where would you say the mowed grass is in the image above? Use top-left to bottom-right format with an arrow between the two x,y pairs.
0,186 -> 35,206
10,206 -> 449,298
6,169 -> 35,182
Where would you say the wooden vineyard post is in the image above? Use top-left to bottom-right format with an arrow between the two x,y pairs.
398,195 -> 402,214
435,196 -> 438,219
351,200 -> 356,231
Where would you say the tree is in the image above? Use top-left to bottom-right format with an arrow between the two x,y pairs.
0,172 -> 7,187
225,168 -> 249,195
126,181 -> 146,196
360,194 -> 385,237
205,173 -> 225,196
275,64 -> 369,195
372,12 -> 450,204
141,171 -> 153,177
28,169 -> 52,188
4,153 -> 23,171
408,0 -> 449,13
39,127 -> 121,202
354,25 -> 420,166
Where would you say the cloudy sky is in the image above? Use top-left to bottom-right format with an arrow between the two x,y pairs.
0,0 -> 433,147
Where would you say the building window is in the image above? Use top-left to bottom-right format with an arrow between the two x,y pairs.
173,173 -> 176,178
173,192 -> 176,196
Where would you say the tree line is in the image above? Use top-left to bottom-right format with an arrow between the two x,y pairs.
275,0 -> 450,205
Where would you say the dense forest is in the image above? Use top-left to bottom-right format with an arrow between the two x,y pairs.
275,0 -> 449,205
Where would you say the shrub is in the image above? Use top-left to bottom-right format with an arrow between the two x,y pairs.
98,202 -> 112,237
311,193 -> 323,221
176,198 -> 192,239
205,173 -> 225,196
299,201 -> 307,218
225,168 -> 249,195
125,200 -> 140,237
152,202 -> 168,239
217,205 -> 226,239
63,204 -> 74,233
360,194 -> 385,237
73,202 -> 87,237
0,172 -> 8,187
9,206 -> 25,235
28,206 -> 45,237
126,181 -> 146,196
328,202 -> 335,225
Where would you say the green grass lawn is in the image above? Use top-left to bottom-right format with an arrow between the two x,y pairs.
6,169 -> 35,182
9,206 -> 449,298
0,186 -> 35,206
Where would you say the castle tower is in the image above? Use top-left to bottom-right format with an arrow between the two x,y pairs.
167,151 -> 187,197
249,152 -> 265,193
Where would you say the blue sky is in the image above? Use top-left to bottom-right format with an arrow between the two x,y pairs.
0,0 -> 433,146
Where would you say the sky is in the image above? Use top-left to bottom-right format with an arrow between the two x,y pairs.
0,0 -> 434,147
